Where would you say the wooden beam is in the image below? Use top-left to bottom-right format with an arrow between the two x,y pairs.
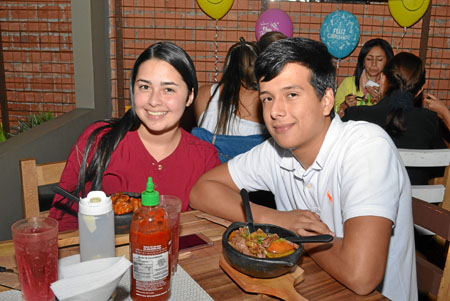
419,0 -> 432,64
114,0 -> 125,116
0,23 -> 10,134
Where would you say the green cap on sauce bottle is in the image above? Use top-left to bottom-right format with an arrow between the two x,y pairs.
141,177 -> 160,206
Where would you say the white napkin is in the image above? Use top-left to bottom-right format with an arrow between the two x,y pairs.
51,255 -> 131,301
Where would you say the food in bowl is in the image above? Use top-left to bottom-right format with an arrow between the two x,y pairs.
228,227 -> 299,259
111,192 -> 141,215
222,222 -> 304,278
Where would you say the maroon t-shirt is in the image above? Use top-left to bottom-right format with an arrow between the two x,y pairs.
49,123 -> 220,231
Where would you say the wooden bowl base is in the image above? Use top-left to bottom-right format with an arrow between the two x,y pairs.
219,254 -> 307,300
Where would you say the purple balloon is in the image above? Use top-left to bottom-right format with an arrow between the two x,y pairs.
255,9 -> 293,41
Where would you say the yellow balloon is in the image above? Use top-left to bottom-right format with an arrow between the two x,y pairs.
196,0 -> 234,20
388,0 -> 430,28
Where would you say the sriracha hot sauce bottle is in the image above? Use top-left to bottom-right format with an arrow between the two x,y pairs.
130,177 -> 172,300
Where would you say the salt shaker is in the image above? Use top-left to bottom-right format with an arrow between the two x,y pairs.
78,191 -> 115,261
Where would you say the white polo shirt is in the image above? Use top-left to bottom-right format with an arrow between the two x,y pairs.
228,116 -> 417,301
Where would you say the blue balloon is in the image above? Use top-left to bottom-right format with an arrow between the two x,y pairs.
320,10 -> 360,59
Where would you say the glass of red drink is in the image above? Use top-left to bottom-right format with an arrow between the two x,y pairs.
160,195 -> 181,275
11,217 -> 58,301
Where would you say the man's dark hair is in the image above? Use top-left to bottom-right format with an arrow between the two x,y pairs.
255,37 -> 336,118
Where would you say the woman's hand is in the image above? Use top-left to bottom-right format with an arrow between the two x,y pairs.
424,93 -> 450,131
345,94 -> 357,107
338,103 -> 347,118
366,85 -> 381,104
424,93 -> 448,117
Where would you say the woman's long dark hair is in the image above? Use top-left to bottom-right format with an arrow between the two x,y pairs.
75,42 -> 198,197
354,38 -> 394,91
384,52 -> 426,137
202,38 -> 259,135
257,31 -> 287,52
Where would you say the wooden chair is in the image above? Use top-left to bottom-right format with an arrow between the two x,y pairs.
399,148 -> 450,236
398,149 -> 450,299
412,197 -> 450,300
19,158 -> 66,218
398,148 -> 450,208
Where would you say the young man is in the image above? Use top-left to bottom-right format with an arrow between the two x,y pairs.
190,37 -> 417,301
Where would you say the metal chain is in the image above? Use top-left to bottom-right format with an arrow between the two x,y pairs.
214,19 -> 219,83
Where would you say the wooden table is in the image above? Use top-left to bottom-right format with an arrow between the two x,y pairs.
0,210 -> 388,300
176,211 -> 388,300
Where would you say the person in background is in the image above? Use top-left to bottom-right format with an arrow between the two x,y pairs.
343,52 -> 447,185
192,37 -> 267,163
50,42 -> 220,231
192,37 -> 277,208
190,37 -> 417,301
335,38 -> 394,117
256,31 -> 287,52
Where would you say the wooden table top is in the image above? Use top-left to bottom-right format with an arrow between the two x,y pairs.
177,211 -> 388,301
0,210 -> 388,300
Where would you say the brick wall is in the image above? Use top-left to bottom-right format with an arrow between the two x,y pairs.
110,0 -> 450,116
0,0 -> 74,128
1,0 -> 448,128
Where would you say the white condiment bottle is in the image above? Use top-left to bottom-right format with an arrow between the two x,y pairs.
78,191 -> 115,261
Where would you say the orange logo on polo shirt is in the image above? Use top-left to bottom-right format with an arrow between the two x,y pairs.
327,191 -> 333,203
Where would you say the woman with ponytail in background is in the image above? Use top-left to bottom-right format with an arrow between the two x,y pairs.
49,42 -> 220,231
191,37 -> 275,208
192,38 -> 267,163
343,52 -> 448,185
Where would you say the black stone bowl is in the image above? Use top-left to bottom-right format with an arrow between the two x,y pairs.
114,212 -> 133,234
222,222 -> 304,278
113,192 -> 140,234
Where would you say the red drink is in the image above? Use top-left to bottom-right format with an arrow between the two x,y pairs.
160,195 -> 181,274
12,217 -> 58,301
169,215 -> 180,273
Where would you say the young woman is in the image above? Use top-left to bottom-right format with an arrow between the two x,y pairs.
343,52 -> 447,185
192,38 -> 267,163
335,38 -> 394,116
49,42 -> 220,231
191,37 -> 274,208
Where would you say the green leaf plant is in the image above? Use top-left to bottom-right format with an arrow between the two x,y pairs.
8,111 -> 53,137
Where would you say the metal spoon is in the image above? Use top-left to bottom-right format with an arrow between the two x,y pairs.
240,188 -> 255,233
285,234 -> 334,244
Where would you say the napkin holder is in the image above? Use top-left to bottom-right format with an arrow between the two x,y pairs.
51,254 -> 131,301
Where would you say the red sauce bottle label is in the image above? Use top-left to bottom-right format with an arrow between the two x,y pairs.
130,208 -> 171,300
